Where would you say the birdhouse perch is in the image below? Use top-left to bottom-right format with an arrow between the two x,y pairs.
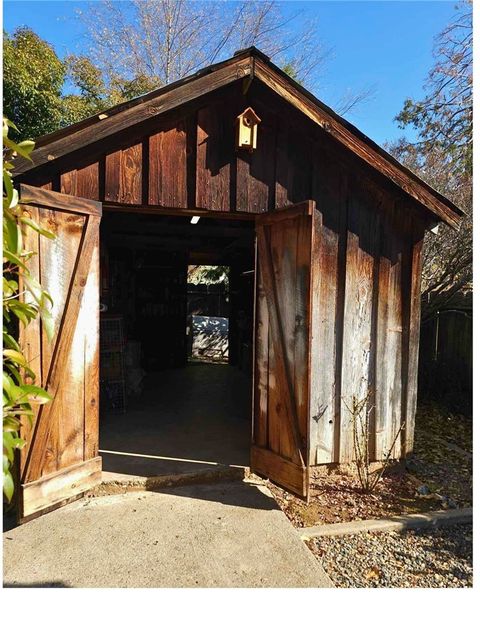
236,107 -> 261,152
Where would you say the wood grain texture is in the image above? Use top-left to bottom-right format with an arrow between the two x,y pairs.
76,162 -> 100,200
105,143 -> 142,203
19,183 -> 101,216
252,201 -> 313,497
251,445 -> 307,497
196,102 -> 234,210
374,202 -> 404,460
18,187 -> 102,519
38,209 -> 86,476
401,218 -> 424,456
15,50 -> 461,229
14,56 -> 252,174
236,100 -> 276,213
253,240 -> 269,448
16,76 -> 435,472
309,157 -> 344,464
149,120 -> 187,207
339,191 -> 376,462
23,215 -> 100,482
20,457 -> 102,519
18,206 -> 42,473
254,58 -> 462,229
83,241 -> 100,461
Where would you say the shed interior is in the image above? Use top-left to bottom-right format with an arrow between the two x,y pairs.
98,211 -> 256,477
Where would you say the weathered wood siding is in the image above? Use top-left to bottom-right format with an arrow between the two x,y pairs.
18,186 -> 102,519
22,80 -> 429,465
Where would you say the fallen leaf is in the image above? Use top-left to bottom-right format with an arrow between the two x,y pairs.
365,566 -> 381,581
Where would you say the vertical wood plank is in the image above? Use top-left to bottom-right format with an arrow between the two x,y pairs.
274,125 -> 289,208
373,199 -> 404,460
253,243 -> 269,448
294,215 -> 312,447
339,192 -> 375,462
402,219 -> 424,456
252,202 -> 313,498
82,241 -> 100,460
274,123 -> 311,209
76,162 -> 100,200
149,120 -> 187,207
105,149 -> 121,201
60,170 -> 77,195
120,143 -> 142,204
105,144 -> 142,203
23,215 -> 101,483
196,103 -> 233,211
309,157 -> 344,464
38,209 -> 86,475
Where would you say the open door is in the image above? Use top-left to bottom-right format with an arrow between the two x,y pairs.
251,201 -> 314,498
17,184 -> 102,521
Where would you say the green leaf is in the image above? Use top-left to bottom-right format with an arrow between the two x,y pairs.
3,348 -> 28,367
3,248 -> 29,271
20,384 -> 52,404
3,214 -> 20,253
3,371 -> 15,396
2,416 -> 21,432
4,137 -> 35,161
20,216 -> 56,239
3,331 -> 20,351
3,117 -> 19,133
3,470 -> 14,502
40,307 -> 55,342
23,274 -> 44,304
3,350 -> 35,378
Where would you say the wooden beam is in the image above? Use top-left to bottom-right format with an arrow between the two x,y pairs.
251,445 -> 307,497
20,457 -> 102,520
19,183 -> 102,216
254,59 -> 463,230
255,200 -> 314,225
103,202 -> 258,221
15,48 -> 461,229
14,58 -> 252,175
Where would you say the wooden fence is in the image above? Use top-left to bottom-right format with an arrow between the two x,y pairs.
418,307 -> 472,409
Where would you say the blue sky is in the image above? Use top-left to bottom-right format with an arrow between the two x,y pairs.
3,0 -> 458,146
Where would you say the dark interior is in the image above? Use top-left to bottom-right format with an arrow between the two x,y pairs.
98,212 -> 256,477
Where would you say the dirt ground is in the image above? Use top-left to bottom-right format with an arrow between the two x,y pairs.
406,402 -> 472,508
268,401 -> 472,529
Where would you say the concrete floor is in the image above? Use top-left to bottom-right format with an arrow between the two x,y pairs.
3,481 -> 332,588
100,363 -> 252,477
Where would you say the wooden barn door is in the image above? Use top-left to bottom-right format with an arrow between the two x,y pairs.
17,184 -> 102,521
251,201 -> 314,498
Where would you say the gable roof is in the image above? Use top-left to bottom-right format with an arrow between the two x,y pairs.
14,47 -> 462,229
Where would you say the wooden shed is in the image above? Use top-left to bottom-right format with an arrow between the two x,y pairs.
15,47 -> 462,519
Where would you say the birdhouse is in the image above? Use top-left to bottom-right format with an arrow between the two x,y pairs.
236,107 -> 261,152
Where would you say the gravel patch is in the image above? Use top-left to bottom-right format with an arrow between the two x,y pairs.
308,523 -> 473,588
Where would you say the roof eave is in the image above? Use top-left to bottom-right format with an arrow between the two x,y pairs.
14,47 -> 463,230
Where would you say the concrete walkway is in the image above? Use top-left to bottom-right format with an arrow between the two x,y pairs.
3,480 -> 332,588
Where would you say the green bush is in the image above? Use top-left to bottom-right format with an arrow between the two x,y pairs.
3,118 -> 54,502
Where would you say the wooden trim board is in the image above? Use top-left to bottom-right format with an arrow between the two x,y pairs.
251,445 -> 307,497
20,456 -> 102,519
20,183 -> 102,216
14,48 -> 462,228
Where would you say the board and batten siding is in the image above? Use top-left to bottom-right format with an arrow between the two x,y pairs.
22,80 -> 427,466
